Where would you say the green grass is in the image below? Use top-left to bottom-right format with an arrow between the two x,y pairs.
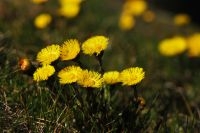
1,0 -> 200,132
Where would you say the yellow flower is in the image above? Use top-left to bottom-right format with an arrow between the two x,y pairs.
58,4 -> 80,18
158,36 -> 187,56
33,65 -> 55,81
119,13 -> 135,30
37,44 -> 60,65
60,39 -> 80,61
58,66 -> 82,84
34,13 -> 52,29
187,33 -> 200,57
174,14 -> 190,26
103,71 -> 120,85
123,0 -> 147,16
120,67 -> 145,86
82,36 -> 109,55
59,0 -> 82,5
77,70 -> 103,88
31,0 -> 48,4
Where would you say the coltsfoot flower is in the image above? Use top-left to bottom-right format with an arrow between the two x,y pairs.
33,65 -> 55,81
37,44 -> 60,65
59,0 -> 82,5
77,70 -> 103,88
119,13 -> 135,30
58,4 -> 80,18
158,36 -> 187,56
103,71 -> 120,85
34,13 -> 52,29
120,67 -> 145,86
58,66 -> 82,84
82,36 -> 109,55
187,33 -> 200,57
60,39 -> 80,61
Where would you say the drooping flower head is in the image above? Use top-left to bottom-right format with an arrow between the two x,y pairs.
33,65 -> 55,82
77,70 -> 103,88
103,71 -> 120,85
82,36 -> 109,56
120,67 -> 145,86
187,33 -> 200,57
158,36 -> 187,56
37,44 -> 60,65
60,39 -> 80,61
34,13 -> 52,29
58,66 -> 82,84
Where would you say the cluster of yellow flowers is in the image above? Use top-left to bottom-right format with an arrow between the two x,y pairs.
119,0 -> 155,31
158,33 -> 200,57
33,0 -> 83,29
33,35 -> 145,88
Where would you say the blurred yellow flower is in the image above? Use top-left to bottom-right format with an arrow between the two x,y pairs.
158,36 -> 187,56
58,66 -> 82,84
31,0 -> 48,4
58,4 -> 80,18
59,0 -> 82,5
60,39 -> 80,61
123,0 -> 147,16
119,13 -> 135,30
174,14 -> 190,26
103,71 -> 120,85
77,70 -> 103,88
120,67 -> 145,86
37,44 -> 60,65
142,10 -> 156,23
33,65 -> 55,81
82,36 -> 109,55
187,33 -> 200,57
34,13 -> 52,29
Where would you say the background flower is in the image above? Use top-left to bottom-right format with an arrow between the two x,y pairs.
34,13 -> 52,29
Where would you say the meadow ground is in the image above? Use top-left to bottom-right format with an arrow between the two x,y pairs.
1,0 -> 200,132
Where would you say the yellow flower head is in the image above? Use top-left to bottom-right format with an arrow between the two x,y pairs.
119,13 -> 135,30
33,65 -> 55,82
58,66 -> 82,84
34,13 -> 52,29
187,33 -> 200,57
158,36 -> 187,56
37,44 -> 60,65
103,71 -> 120,85
123,0 -> 147,16
31,0 -> 48,4
173,14 -> 190,26
60,39 -> 80,61
58,4 -> 80,18
77,70 -> 103,88
120,67 -> 145,86
59,0 -> 82,5
82,36 -> 109,55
